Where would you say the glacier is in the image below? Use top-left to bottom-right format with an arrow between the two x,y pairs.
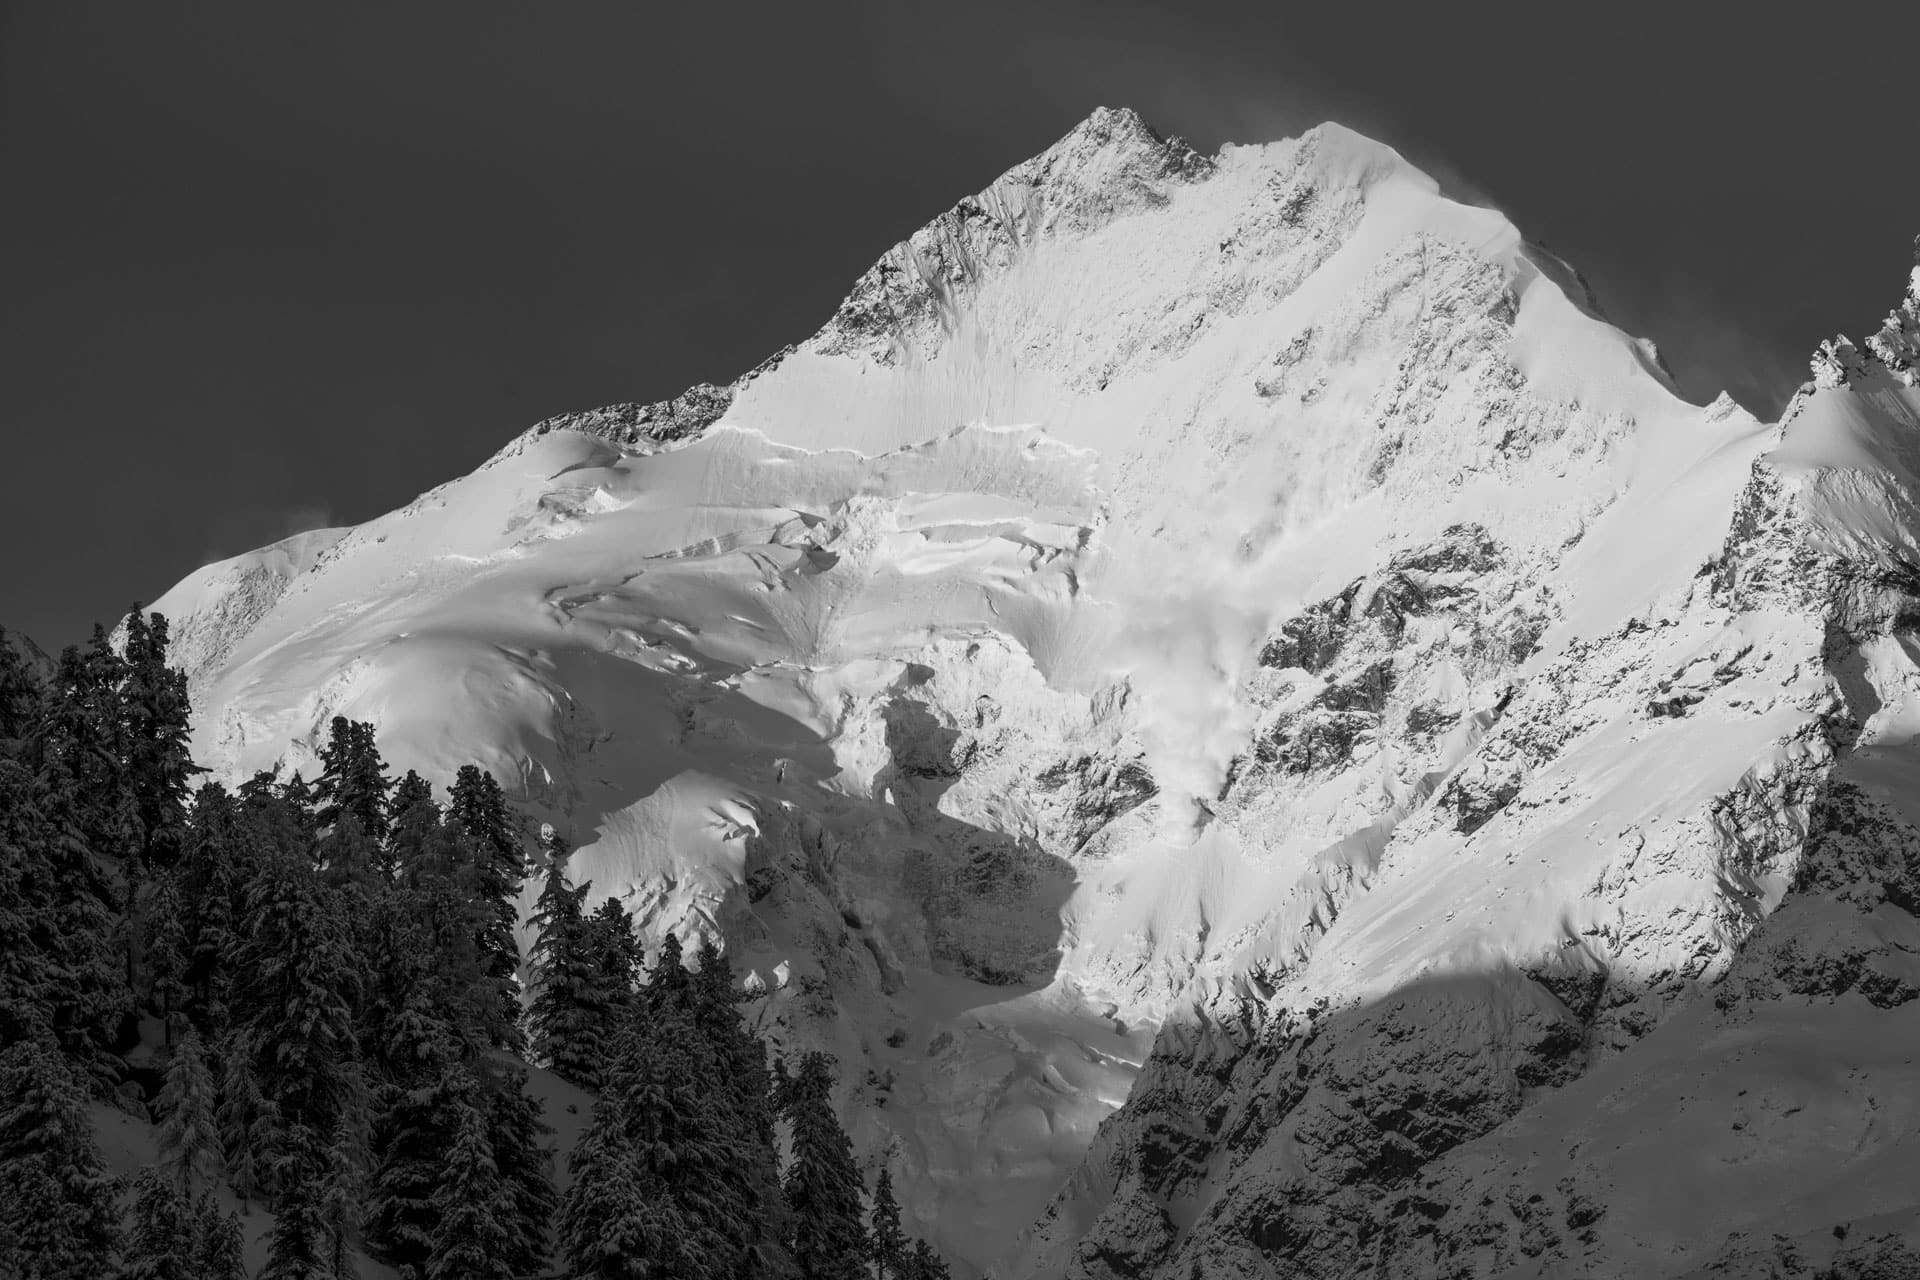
146,107 -> 1920,1276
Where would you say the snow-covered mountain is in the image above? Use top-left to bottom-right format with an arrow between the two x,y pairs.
148,108 -> 1920,1276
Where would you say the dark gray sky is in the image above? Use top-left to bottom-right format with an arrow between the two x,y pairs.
4,2 -> 1915,648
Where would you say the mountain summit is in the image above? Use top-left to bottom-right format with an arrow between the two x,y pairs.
150,110 -> 1920,1275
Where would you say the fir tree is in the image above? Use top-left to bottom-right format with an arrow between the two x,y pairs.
119,609 -> 199,873
260,1122 -> 330,1280
0,623 -> 46,747
425,1081 -> 516,1280
906,1239 -> 951,1280
191,1199 -> 249,1280
22,652 -> 133,1076
313,717 -> 390,843
155,1030 -> 222,1198
560,1115 -> 682,1280
486,1065 -> 556,1278
447,766 -> 526,1051
177,783 -> 248,1041
870,1165 -> 907,1280
215,1030 -> 273,1210
0,1038 -> 122,1280
783,1053 -> 867,1280
383,770 -> 437,878
234,849 -> 363,1150
527,835 -> 603,1088
119,1166 -> 194,1280
689,935 -> 789,1278
143,873 -> 190,1033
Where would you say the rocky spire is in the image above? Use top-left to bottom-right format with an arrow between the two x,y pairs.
1811,234 -> 1920,388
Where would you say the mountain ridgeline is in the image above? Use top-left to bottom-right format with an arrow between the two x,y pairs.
48,107 -> 1920,1276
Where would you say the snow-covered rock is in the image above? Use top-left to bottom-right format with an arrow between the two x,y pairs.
147,107 -> 1920,1275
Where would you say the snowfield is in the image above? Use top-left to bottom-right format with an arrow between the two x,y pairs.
151,108 -> 1920,1275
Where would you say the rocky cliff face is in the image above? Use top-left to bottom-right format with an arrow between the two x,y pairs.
1019,253 -> 1920,1280
144,109 -> 1920,1274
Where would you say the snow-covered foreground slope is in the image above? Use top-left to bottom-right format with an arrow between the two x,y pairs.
150,108 -> 1920,1274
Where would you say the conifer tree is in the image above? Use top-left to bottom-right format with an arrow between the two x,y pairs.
155,1031 -> 221,1198
690,935 -> 789,1277
23,652 -> 133,1076
313,717 -> 390,843
448,766 -> 526,1050
215,1031 -> 272,1211
0,1038 -> 122,1279
0,625 -> 45,747
119,1167 -> 194,1280
234,850 -> 363,1147
783,1053 -> 868,1280
191,1199 -> 248,1280
384,770 -> 437,877
870,1165 -> 907,1280
560,1115 -> 681,1280
119,609 -> 198,873
177,783 -> 247,1041
143,874 -> 190,1032
527,835 -> 602,1088
906,1239 -> 951,1280
425,1081 -> 517,1280
487,1065 -> 556,1278
260,1122 -> 330,1280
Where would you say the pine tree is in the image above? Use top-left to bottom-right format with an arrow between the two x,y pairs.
383,770 -> 437,877
0,1038 -> 122,1279
0,624 -> 46,748
155,1031 -> 222,1198
319,1119 -> 363,1280
447,766 -> 526,1052
144,873 -> 190,1033
190,1199 -> 248,1280
560,1114 -> 682,1280
313,717 -> 390,843
527,835 -> 603,1088
487,1065 -> 556,1278
689,935 -> 789,1278
215,1031 -> 273,1210
425,1081 -> 516,1280
870,1166 -> 907,1280
177,783 -> 248,1041
906,1239 -> 951,1280
234,850 -> 363,1148
783,1053 -> 867,1280
119,609 -> 199,874
260,1122 -> 329,1280
119,1166 -> 194,1280
22,650 -> 133,1077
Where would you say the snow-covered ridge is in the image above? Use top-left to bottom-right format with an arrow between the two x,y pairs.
147,107 -> 1920,1275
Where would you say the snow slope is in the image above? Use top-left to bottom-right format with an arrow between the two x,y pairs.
148,108 -> 1920,1274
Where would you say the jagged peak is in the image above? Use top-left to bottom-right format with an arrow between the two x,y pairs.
1810,234 -> 1920,390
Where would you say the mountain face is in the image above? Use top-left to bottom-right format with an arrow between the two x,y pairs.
149,108 -> 1920,1275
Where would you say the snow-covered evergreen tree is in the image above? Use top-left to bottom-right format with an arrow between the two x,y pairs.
119,1167 -> 194,1280
0,1038 -> 122,1280
155,1030 -> 221,1198
783,1053 -> 867,1280
869,1165 -> 907,1280
425,1082 -> 516,1280
190,1198 -> 248,1280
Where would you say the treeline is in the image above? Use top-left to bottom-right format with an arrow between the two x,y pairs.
0,613 -> 952,1280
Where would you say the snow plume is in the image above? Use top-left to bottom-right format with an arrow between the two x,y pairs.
1113,558 -> 1267,838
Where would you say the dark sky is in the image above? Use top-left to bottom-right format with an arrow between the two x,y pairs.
4,2 -> 1916,649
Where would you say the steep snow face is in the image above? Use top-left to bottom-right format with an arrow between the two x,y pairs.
1018,251 -> 1920,1280
148,105 -> 1873,1272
